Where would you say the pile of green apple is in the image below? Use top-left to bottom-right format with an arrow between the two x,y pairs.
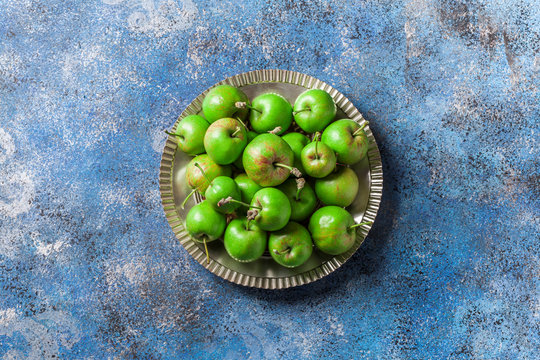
168,84 -> 372,268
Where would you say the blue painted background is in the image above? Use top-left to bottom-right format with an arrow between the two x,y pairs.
0,0 -> 538,358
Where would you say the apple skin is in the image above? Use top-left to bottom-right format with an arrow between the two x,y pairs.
277,178 -> 317,222
308,206 -> 356,255
234,173 -> 263,204
249,93 -> 292,134
281,132 -> 309,174
247,130 -> 258,142
185,201 -> 226,242
268,222 -> 313,268
202,85 -> 249,123
321,119 -> 369,164
250,187 -> 291,231
224,218 -> 267,262
293,89 -> 336,133
233,130 -> 258,171
204,118 -> 248,165
186,154 -> 232,194
205,176 -> 242,214
171,115 -> 209,155
300,139 -> 337,178
242,133 -> 294,187
314,166 -> 359,207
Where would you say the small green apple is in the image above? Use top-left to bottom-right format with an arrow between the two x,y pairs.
268,222 -> 313,268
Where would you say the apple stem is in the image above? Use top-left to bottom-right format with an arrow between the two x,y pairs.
194,162 -> 211,183
231,126 -> 241,137
348,221 -> 373,230
313,132 -> 321,159
181,188 -> 197,209
235,101 -> 261,113
268,126 -> 282,135
293,108 -> 310,116
247,209 -> 259,221
202,236 -> 210,264
273,247 -> 291,255
235,117 -> 249,131
218,196 -> 262,210
352,121 -> 369,136
295,178 -> 305,201
245,218 -> 251,231
274,163 -> 302,178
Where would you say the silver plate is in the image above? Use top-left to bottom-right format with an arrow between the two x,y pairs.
159,70 -> 383,289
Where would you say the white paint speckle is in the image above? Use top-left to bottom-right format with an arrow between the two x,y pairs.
0,50 -> 22,82
327,315 -> 345,336
0,308 -> 17,326
0,227 -> 25,259
0,169 -> 36,217
0,308 -> 81,359
324,27 -> 365,80
117,260 -> 148,285
104,0 -> 198,36
0,128 -> 15,164
34,239 -> 70,257
99,185 -> 131,209
151,127 -> 167,153
105,258 -> 150,289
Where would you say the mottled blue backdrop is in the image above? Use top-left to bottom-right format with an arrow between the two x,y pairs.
0,0 -> 538,359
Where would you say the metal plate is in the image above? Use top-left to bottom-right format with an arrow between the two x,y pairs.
159,70 -> 383,289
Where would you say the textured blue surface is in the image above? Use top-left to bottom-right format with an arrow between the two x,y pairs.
0,0 -> 539,359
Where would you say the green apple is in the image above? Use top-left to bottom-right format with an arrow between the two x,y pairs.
202,84 -> 249,123
224,218 -> 267,262
248,93 -> 292,134
293,89 -> 336,133
250,187 -> 291,231
185,200 -> 227,263
242,133 -> 299,187
205,176 -> 241,214
308,206 -> 371,255
277,178 -> 317,222
165,115 -> 209,155
268,222 -> 313,268
300,132 -> 336,178
315,166 -> 359,207
204,118 -> 248,165
321,119 -> 369,164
